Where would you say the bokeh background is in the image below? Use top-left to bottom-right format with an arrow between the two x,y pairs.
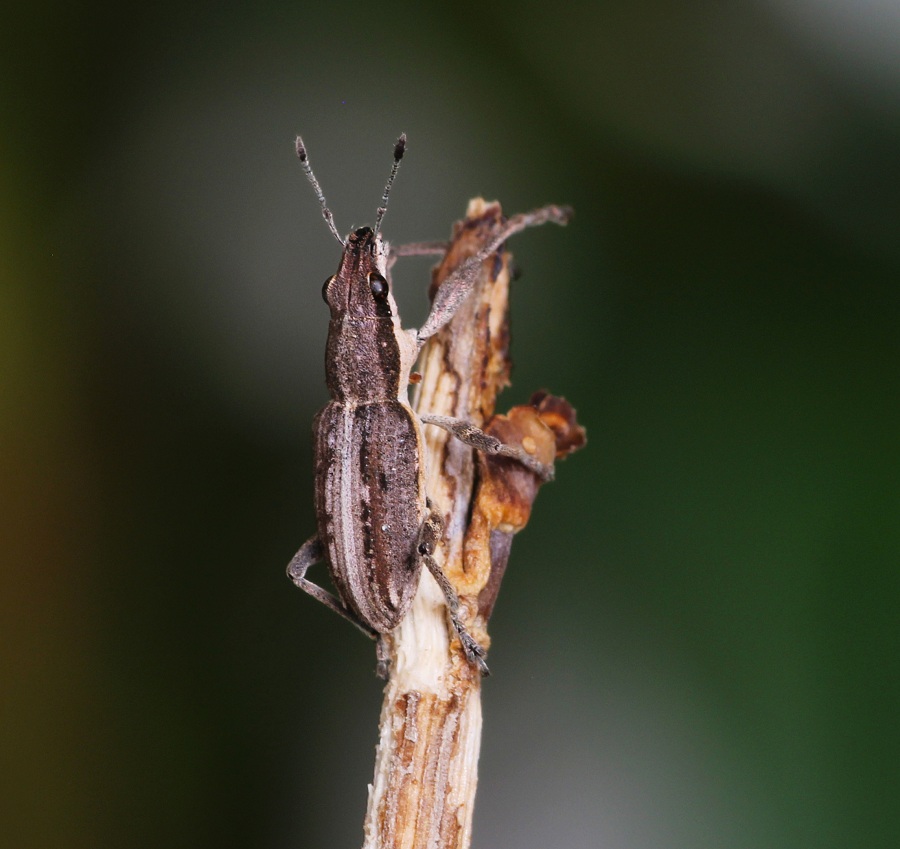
3,1 -> 898,847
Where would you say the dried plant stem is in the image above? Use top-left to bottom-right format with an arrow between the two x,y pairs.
362,200 -> 514,849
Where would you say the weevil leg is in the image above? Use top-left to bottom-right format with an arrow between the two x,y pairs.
286,535 -> 380,642
375,637 -> 391,680
390,240 -> 450,257
386,241 -> 451,278
417,504 -> 490,676
415,205 -> 572,347
420,413 -> 555,481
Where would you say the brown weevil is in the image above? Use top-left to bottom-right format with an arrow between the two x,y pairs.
286,134 -> 571,676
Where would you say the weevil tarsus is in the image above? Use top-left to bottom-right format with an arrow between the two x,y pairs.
417,500 -> 491,675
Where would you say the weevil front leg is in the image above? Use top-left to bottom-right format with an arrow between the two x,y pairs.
421,413 -> 555,481
415,204 -> 572,348
286,535 -> 380,642
417,503 -> 490,676
385,241 -> 450,277
390,240 -> 450,258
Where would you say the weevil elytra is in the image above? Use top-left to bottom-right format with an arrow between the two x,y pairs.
286,134 -> 571,676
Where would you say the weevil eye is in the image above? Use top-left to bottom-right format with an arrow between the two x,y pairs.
321,276 -> 334,303
368,271 -> 389,300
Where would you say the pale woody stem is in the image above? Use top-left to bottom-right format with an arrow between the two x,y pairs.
362,199 -> 512,849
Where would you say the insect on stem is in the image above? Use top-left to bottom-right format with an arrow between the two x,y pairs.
295,135 -> 344,245
286,137 -> 572,683
373,134 -> 407,237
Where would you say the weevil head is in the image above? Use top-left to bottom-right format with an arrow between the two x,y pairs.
322,227 -> 397,320
322,226 -> 413,404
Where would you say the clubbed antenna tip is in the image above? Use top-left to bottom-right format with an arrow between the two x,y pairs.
294,135 -> 343,245
374,132 -> 408,236
394,134 -> 407,161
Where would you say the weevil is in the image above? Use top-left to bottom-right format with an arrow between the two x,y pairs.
286,134 -> 571,676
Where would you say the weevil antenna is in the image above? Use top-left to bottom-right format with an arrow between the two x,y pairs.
295,136 -> 344,245
373,134 -> 406,237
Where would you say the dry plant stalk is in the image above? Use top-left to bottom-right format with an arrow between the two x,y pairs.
362,199 -> 585,849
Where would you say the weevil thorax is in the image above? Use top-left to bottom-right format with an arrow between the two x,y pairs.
323,227 -> 417,405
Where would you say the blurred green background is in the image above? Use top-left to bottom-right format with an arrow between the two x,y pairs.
3,1 -> 898,847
